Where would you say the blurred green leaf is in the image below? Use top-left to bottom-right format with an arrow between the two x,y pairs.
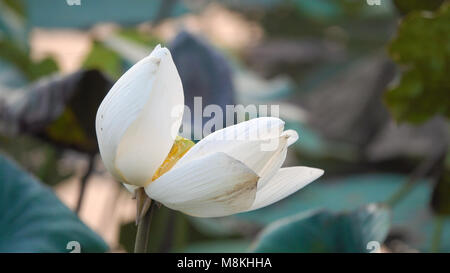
0,154 -> 108,252
82,31 -> 161,80
0,0 -> 56,81
82,41 -> 122,80
1,0 -> 25,16
0,0 -> 27,49
180,240 -> 251,253
393,0 -> 445,14
252,204 -> 390,253
144,207 -> 188,253
117,28 -> 162,48
188,217 -> 248,238
385,3 -> 450,123
0,40 -> 58,81
118,221 -> 136,253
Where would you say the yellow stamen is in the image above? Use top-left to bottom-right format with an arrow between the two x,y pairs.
149,136 -> 194,183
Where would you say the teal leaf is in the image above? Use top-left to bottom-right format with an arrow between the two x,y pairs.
235,173 -> 450,252
25,0 -> 189,28
252,204 -> 390,253
0,154 -> 108,252
0,59 -> 27,88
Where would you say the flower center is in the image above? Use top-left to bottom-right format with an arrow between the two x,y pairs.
149,136 -> 194,183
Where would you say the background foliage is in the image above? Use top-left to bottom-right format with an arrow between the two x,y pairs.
0,0 -> 448,253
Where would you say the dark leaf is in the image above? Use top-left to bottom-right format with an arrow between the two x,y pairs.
431,166 -> 450,215
0,69 -> 112,153
303,54 -> 395,147
243,38 -> 345,79
366,117 -> 449,162
169,31 -> 235,116
169,31 -> 235,134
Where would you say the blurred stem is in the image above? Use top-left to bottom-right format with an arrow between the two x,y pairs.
385,150 -> 445,208
385,178 -> 416,208
159,210 -> 176,252
431,215 -> 445,253
134,190 -> 154,253
75,155 -> 95,214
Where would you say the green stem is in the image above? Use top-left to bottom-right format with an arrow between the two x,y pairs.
431,215 -> 445,253
134,198 -> 154,253
75,155 -> 95,214
385,177 -> 417,208
385,151 -> 444,208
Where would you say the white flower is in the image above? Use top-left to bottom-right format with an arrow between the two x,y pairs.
96,45 -> 184,187
96,45 -> 324,218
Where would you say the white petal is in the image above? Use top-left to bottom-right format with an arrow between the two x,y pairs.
175,117 -> 298,178
248,167 -> 324,211
204,117 -> 285,142
145,152 -> 259,217
175,119 -> 298,189
96,45 -> 184,186
178,118 -> 286,167
251,129 -> 299,189
255,145 -> 287,189
283,129 -> 299,146
179,135 -> 285,172
122,183 -> 138,194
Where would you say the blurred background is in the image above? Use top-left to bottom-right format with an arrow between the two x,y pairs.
0,0 -> 449,253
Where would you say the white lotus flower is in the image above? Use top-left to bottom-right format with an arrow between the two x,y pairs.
96,45 -> 324,218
